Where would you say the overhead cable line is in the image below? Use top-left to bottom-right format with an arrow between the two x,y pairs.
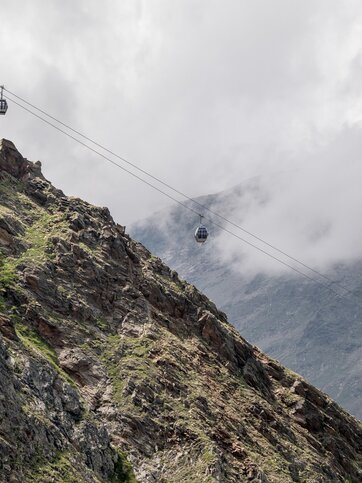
4,87 -> 355,298
4,93 -> 359,305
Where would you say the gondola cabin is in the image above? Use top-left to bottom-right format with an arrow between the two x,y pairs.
0,99 -> 7,115
194,214 -> 208,243
0,86 -> 7,115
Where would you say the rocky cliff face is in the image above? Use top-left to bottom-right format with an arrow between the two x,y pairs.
0,139 -> 361,482
131,185 -> 362,421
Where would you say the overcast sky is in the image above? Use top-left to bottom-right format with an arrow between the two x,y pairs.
1,0 -> 362,273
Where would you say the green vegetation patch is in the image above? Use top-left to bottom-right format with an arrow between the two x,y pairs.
18,210 -> 68,265
26,438 -> 137,482
78,241 -> 102,259
93,334 -> 157,406
0,171 -> 25,198
0,249 -> 16,292
1,208 -> 69,280
21,402 -> 52,427
15,322 -> 76,387
150,270 -> 184,296
0,295 -> 6,313
26,451 -> 93,483
111,451 -> 137,483
95,317 -> 109,331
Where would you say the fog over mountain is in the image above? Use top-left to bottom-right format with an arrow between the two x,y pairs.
213,131 -> 362,276
131,176 -> 362,420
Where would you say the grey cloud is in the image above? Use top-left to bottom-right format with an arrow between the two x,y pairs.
215,124 -> 362,276
1,0 -> 362,273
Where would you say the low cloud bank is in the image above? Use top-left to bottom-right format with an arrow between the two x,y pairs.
214,124 -> 362,277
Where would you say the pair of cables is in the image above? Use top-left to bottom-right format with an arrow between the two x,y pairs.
3,87 -> 360,307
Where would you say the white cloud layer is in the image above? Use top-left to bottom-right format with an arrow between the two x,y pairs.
1,0 -> 362,273
215,125 -> 362,275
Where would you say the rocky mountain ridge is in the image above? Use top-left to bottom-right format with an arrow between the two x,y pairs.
0,139 -> 361,482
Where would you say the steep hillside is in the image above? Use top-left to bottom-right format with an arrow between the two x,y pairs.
0,139 -> 361,482
131,184 -> 362,421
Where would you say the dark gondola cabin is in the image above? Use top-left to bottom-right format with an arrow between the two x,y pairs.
0,99 -> 7,115
0,86 -> 7,115
194,215 -> 208,243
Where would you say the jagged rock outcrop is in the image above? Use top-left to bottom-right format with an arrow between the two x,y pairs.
0,139 -> 361,482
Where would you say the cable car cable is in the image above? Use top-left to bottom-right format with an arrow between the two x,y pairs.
3,87 -> 355,297
4,94 -> 357,302
4,94 -> 360,305
5,96 -> 202,216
